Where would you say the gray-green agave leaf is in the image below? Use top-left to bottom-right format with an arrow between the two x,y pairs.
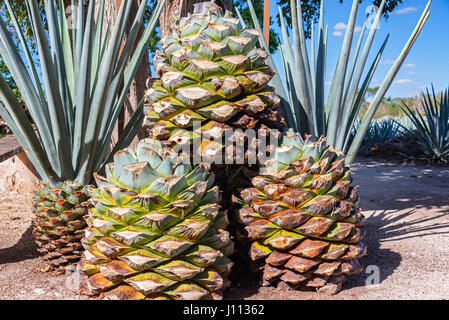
245,0 -> 431,165
0,0 -> 166,186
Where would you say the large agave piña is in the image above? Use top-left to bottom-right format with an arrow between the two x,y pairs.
236,132 -> 365,294
0,0 -> 165,270
236,0 -> 431,294
79,139 -> 233,300
145,1 -> 286,164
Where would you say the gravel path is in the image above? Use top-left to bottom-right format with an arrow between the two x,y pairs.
1,157 -> 449,300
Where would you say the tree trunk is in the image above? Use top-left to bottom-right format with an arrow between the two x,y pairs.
124,1 -> 151,147
159,0 -> 232,38
97,0 -> 151,150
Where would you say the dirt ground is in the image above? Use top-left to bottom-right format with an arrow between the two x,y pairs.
1,157 -> 449,300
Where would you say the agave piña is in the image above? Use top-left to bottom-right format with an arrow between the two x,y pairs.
79,139 -> 233,300
145,1 -> 286,166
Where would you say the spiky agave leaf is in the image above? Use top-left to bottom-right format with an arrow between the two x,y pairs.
0,0 -> 166,186
245,0 -> 431,164
347,1 -> 432,164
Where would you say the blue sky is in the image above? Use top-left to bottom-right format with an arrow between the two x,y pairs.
269,0 -> 449,98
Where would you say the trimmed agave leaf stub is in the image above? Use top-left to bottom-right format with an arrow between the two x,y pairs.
79,140 -> 233,300
235,133 -> 365,295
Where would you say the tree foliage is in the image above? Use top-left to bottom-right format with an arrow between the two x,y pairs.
0,59 -> 17,94
232,0 -> 280,53
276,0 -> 403,39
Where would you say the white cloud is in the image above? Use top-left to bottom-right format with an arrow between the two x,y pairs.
396,7 -> 417,15
334,22 -> 347,30
410,85 -> 428,95
332,22 -> 362,36
406,71 -> 416,75
416,85 -> 428,91
394,79 -> 413,85
381,59 -> 396,65
382,60 -> 416,68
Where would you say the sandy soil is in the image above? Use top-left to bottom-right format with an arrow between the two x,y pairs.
1,157 -> 449,300
0,192 -> 87,300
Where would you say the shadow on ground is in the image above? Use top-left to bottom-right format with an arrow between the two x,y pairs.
225,207 -> 449,299
344,209 -> 449,290
352,158 -> 449,212
362,195 -> 449,212
0,225 -> 42,264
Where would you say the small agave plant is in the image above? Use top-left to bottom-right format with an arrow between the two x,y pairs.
234,0 -> 431,294
0,0 -> 165,270
400,86 -> 449,161
364,117 -> 403,147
